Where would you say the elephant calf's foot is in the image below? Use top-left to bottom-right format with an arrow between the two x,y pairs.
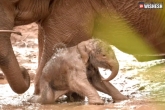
27,95 -> 41,103
0,73 -> 5,79
88,98 -> 104,105
112,94 -> 128,103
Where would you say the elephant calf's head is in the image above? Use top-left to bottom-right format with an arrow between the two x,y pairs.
77,39 -> 119,81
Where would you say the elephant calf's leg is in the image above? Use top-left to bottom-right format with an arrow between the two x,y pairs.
102,81 -> 128,102
92,81 -> 128,102
29,79 -> 55,104
69,78 -> 103,104
66,92 -> 85,102
54,90 -> 69,101
90,73 -> 127,102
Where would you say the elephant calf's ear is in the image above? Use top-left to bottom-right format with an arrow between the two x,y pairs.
77,42 -> 90,64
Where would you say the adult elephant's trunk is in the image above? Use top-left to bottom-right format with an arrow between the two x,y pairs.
0,33 -> 30,94
101,60 -> 119,81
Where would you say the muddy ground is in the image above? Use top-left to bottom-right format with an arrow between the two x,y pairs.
0,23 -> 165,110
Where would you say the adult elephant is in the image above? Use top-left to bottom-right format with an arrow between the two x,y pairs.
0,0 -> 164,95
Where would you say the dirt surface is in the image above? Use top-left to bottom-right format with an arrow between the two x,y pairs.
0,23 -> 165,110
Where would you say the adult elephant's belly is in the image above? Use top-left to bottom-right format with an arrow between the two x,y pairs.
93,14 -> 164,61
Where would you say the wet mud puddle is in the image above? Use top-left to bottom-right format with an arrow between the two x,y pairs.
0,63 -> 165,110
1,41 -> 165,110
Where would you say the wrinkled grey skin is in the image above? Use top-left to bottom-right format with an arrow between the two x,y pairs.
0,0 -> 164,95
28,39 -> 127,104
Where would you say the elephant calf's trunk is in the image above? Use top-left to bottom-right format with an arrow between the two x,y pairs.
101,61 -> 119,81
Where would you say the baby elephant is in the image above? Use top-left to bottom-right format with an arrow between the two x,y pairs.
29,39 -> 127,104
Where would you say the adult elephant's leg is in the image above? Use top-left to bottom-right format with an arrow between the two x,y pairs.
37,24 -> 44,65
33,33 -> 57,94
33,25 -> 45,95
34,1 -> 95,95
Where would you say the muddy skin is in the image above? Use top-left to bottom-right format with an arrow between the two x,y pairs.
28,39 -> 127,104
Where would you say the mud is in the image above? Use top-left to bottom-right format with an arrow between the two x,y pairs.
0,23 -> 165,110
1,62 -> 165,110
